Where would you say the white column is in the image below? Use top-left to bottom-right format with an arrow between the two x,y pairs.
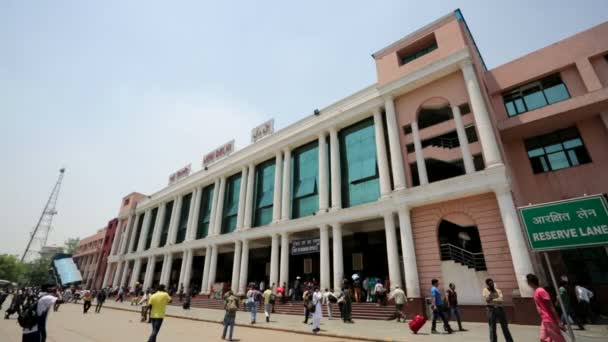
213,177 -> 226,235
318,133 -> 329,212
461,60 -> 502,167
279,233 -> 289,287
112,261 -> 123,287
269,234 -> 279,288
177,250 -> 189,290
161,253 -> 174,286
452,105 -> 475,174
201,246 -> 212,294
332,223 -> 344,292
329,128 -> 342,210
281,148 -> 291,220
272,152 -> 283,223
120,261 -> 130,288
168,196 -> 182,245
384,96 -> 407,190
231,241 -> 242,293
151,203 -> 167,248
208,179 -> 221,234
494,185 -> 535,297
185,189 -> 200,241
319,225 -> 330,290
207,245 -> 219,293
398,208 -> 421,297
183,250 -> 194,293
119,215 -> 133,255
143,256 -> 156,290
101,262 -> 112,288
373,109 -> 392,196
137,210 -> 151,252
411,121 -> 429,185
244,163 -> 256,228
236,167 -> 248,229
383,212 -> 402,289
238,240 -> 250,295
110,221 -> 122,256
130,258 -> 142,288
127,214 -> 141,254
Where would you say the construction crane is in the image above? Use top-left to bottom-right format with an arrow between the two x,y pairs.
21,168 -> 66,262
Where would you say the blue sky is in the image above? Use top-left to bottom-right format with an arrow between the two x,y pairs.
1,0 -> 607,257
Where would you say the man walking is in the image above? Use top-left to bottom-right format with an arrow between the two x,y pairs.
557,280 -> 584,330
37,284 -> 58,342
575,283 -> 595,324
246,285 -> 261,324
302,287 -> 312,324
430,279 -> 452,334
527,274 -> 566,342
312,287 -> 322,333
388,285 -> 407,322
446,283 -> 465,331
482,278 -> 513,342
322,289 -> 333,320
222,290 -> 239,341
262,287 -> 273,323
95,289 -> 106,313
147,284 -> 172,342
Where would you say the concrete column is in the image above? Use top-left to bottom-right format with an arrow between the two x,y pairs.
207,245 -> 219,293
161,253 -> 174,286
411,121 -> 429,185
272,152 -> 283,223
236,167 -> 248,229
201,246 -> 212,294
318,133 -> 329,212
119,215 -> 133,255
143,256 -> 156,290
136,210 -> 151,252
332,223 -> 344,292
208,179 -> 221,234
177,250 -> 189,291
112,261 -> 123,287
601,112 -> 608,132
127,214 -> 141,254
244,163 -> 256,228
329,128 -> 342,210
213,177 -> 226,235
279,233 -> 289,287
182,249 -> 194,293
110,221 -> 122,256
281,148 -> 291,220
384,96 -> 407,190
269,234 -> 279,288
231,241 -> 242,293
168,196 -> 182,245
319,225 -> 330,290
575,58 -> 603,92
494,185 -> 535,297
101,262 -> 112,288
452,105 -> 475,174
120,261 -> 130,288
373,109 -> 392,196
151,203 -> 167,248
186,188 -> 201,241
383,212 -> 403,289
130,258 -> 142,288
238,240 -> 250,295
397,208 -> 421,298
461,60 -> 502,167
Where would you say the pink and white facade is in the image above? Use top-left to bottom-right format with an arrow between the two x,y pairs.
73,228 -> 106,288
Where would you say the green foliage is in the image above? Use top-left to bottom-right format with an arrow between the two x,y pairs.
23,257 -> 54,285
64,238 -> 80,254
0,254 -> 26,283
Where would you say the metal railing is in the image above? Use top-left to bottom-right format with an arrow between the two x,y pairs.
430,136 -> 460,149
440,243 -> 487,271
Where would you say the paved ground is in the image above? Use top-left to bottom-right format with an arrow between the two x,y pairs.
1,300 -> 607,341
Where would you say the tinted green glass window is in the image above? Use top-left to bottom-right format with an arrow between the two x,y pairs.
159,201 -> 174,247
175,193 -> 192,244
502,73 -> 570,117
144,208 -> 158,250
130,213 -> 145,253
291,141 -> 319,219
339,118 -> 380,208
524,126 -> 591,174
222,173 -> 241,234
253,159 -> 275,227
196,184 -> 214,239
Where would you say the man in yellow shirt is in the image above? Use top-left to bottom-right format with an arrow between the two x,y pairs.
147,284 -> 172,342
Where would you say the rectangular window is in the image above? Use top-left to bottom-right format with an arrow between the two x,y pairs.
503,73 -> 570,117
159,201 -> 173,247
144,208 -> 158,250
253,159 -> 275,227
222,173 -> 241,234
397,34 -> 438,65
291,141 -> 319,219
130,213 -> 145,253
339,118 -> 380,208
196,184 -> 214,239
175,192 -> 192,244
524,127 -> 591,174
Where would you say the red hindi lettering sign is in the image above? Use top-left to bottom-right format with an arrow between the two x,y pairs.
202,140 -> 235,168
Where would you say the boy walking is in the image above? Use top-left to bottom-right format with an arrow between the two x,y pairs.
430,279 -> 452,334
222,290 -> 239,341
147,285 -> 172,342
446,283 -> 465,331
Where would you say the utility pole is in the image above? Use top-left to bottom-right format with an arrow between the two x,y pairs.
21,168 -> 66,262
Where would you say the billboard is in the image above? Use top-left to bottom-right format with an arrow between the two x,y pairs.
52,255 -> 83,286
202,140 -> 235,168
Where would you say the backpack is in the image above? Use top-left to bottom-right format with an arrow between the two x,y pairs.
18,299 -> 38,329
226,297 -> 238,313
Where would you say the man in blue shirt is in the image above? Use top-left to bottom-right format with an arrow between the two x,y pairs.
430,279 -> 453,334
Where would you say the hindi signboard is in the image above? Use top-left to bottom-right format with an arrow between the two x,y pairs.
168,164 -> 191,185
291,238 -> 320,255
202,140 -> 235,168
251,119 -> 274,143
519,194 -> 608,252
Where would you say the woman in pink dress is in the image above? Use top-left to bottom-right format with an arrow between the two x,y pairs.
526,274 -> 566,342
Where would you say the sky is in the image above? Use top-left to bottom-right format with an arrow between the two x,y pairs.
1,0 -> 607,257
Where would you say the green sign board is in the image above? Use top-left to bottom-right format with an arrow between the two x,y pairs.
519,194 -> 608,251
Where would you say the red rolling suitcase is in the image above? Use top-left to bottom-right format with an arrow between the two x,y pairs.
408,314 -> 427,334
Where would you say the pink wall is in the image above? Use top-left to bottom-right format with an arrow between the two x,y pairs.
592,55 -> 608,87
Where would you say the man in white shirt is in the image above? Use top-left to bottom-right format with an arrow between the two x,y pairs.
321,289 -> 333,319
22,284 -> 57,342
575,284 -> 595,324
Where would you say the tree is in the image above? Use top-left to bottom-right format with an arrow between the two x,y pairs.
64,238 -> 80,255
23,257 -> 54,285
0,254 -> 26,283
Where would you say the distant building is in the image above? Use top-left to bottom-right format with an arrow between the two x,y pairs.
39,245 -> 64,260
73,229 -> 106,288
